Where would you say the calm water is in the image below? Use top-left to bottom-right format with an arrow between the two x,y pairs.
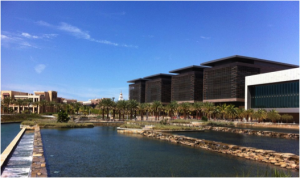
230,125 -> 299,134
41,126 -> 299,177
175,130 -> 299,155
1,123 -> 21,152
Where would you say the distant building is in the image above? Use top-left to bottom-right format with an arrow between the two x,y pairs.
245,68 -> 299,122
169,65 -> 208,103
1,90 -> 58,114
118,92 -> 124,101
201,55 -> 298,106
81,98 -> 102,108
144,73 -> 173,104
127,78 -> 148,103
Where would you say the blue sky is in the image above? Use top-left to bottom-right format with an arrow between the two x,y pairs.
1,1 -> 299,101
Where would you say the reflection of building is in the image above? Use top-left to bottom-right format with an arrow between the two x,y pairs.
1,90 -> 58,114
128,78 -> 148,103
245,68 -> 299,122
201,55 -> 298,106
144,74 -> 173,104
170,65 -> 208,103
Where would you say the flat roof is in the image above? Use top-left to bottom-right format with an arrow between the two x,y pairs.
127,78 -> 149,83
200,55 -> 299,67
169,65 -> 210,73
143,73 -> 174,80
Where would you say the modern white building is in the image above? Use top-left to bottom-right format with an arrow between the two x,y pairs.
245,68 -> 299,121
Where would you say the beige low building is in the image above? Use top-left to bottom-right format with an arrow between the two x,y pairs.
1,90 -> 58,114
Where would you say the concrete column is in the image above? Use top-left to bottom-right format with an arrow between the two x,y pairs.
33,107 -> 35,113
18,106 -> 20,113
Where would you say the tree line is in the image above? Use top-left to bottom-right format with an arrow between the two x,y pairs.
1,97 -> 294,123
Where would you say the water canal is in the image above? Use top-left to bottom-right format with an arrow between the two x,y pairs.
175,130 -> 299,155
40,126 -> 299,177
1,123 -> 22,152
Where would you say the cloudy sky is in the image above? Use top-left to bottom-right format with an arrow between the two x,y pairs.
1,1 -> 299,101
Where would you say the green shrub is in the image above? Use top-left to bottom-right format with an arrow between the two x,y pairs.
57,110 -> 70,123
202,116 -> 208,121
160,119 -> 169,125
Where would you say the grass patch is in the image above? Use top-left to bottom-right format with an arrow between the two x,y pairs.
170,119 -> 200,124
204,121 -> 234,127
21,120 -> 94,128
1,114 -> 47,123
153,124 -> 200,131
119,124 -> 142,129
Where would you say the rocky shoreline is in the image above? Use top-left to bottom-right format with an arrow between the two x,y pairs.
203,126 -> 299,139
117,129 -> 299,171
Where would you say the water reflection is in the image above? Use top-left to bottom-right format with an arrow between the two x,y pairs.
41,126 -> 298,177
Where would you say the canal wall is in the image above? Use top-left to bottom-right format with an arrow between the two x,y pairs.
140,130 -> 299,170
202,126 -> 299,139
1,128 -> 26,169
31,126 -> 47,177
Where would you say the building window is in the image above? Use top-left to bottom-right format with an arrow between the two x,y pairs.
250,80 -> 299,108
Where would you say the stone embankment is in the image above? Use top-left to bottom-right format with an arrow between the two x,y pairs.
140,130 -> 299,170
31,126 -> 47,177
203,126 -> 299,139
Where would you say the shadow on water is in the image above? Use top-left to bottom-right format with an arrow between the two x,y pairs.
40,126 -> 299,177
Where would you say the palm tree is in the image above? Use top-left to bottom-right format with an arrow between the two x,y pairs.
151,101 -> 162,120
128,100 -> 139,119
31,101 -> 40,114
111,102 -> 117,120
101,98 -> 113,120
267,109 -> 281,123
245,109 -> 254,122
0,100 -> 4,114
236,108 -> 247,122
281,114 -> 294,123
225,104 -> 237,121
24,98 -> 33,113
39,100 -> 47,114
48,101 -> 56,113
144,103 -> 151,121
116,100 -> 128,121
14,99 -> 24,114
169,101 -> 179,119
178,102 -> 191,119
254,109 -> 267,123
72,102 -> 82,115
3,97 -> 13,114
193,102 -> 203,120
80,105 -> 90,115
218,104 -> 228,120
202,102 -> 215,120
138,103 -> 148,121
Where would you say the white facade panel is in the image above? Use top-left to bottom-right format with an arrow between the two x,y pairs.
245,68 -> 299,110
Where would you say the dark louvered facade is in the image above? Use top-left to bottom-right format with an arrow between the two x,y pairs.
127,78 -> 148,103
144,74 -> 173,104
170,65 -> 208,103
202,55 -> 298,105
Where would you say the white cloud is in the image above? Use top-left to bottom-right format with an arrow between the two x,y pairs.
37,21 -> 137,48
21,32 -> 57,39
1,32 -> 38,49
35,64 -> 46,73
1,34 -> 9,39
58,22 -> 91,39
200,36 -> 210,40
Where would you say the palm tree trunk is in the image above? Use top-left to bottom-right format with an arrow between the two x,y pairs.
113,109 -> 115,120
107,108 -> 109,120
102,109 -> 105,120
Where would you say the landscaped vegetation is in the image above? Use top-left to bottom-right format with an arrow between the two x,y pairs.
1,96 -> 295,123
